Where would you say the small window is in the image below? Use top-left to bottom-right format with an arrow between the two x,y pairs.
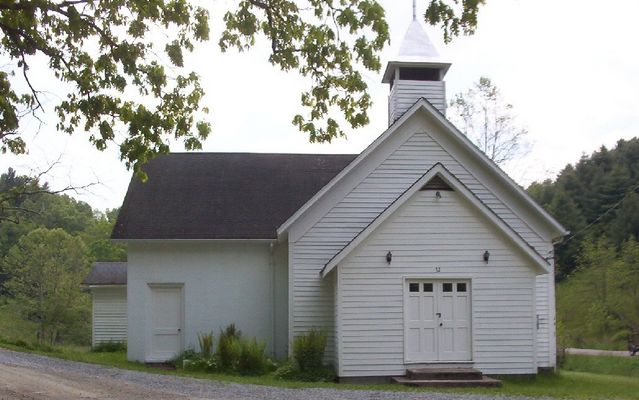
443,283 -> 453,292
423,283 -> 433,292
409,283 -> 419,292
457,283 -> 467,292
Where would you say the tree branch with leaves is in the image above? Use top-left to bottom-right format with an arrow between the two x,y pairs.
425,0 -> 485,43
1,0 -> 487,183
220,0 -> 389,143
0,0 -> 211,178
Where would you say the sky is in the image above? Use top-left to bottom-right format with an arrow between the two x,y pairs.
2,0 -> 639,211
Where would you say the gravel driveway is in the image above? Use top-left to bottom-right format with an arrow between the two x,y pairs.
0,348 -> 543,400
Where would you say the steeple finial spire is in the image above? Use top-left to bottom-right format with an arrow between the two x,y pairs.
412,0 -> 417,21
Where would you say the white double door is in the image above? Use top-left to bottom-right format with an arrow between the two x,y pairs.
405,280 -> 471,362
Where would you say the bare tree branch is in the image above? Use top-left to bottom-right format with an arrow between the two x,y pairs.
0,157 -> 102,224
448,77 -> 530,166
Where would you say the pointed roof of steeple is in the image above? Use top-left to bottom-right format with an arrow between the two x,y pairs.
398,20 -> 441,60
382,18 -> 451,83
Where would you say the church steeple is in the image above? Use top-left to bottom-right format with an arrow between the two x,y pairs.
383,4 -> 451,125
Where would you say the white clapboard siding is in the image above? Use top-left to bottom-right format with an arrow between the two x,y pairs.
92,286 -> 127,346
389,80 -> 446,123
338,190 -> 537,376
291,128 -> 555,372
536,262 -> 555,367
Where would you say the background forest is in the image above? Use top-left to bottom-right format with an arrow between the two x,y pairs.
528,138 -> 639,350
0,138 -> 638,351
0,170 -> 125,345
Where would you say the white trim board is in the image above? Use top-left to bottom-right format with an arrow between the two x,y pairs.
320,163 -> 551,278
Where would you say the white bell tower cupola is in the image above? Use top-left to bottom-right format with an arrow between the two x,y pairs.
382,5 -> 451,125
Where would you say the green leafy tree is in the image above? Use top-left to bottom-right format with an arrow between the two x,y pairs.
220,1 -> 390,143
1,1 -> 486,179
547,190 -> 587,280
1,1 -> 487,225
557,238 -> 621,348
558,237 -> 639,349
20,193 -> 94,235
0,169 -> 126,298
80,208 -> 126,262
425,0 -> 485,43
0,0 -> 390,175
608,238 -> 639,338
0,167 -> 45,224
1,0 -> 211,177
528,138 -> 639,279
3,228 -> 90,344
609,191 -> 639,246
0,168 -> 45,291
448,76 -> 529,165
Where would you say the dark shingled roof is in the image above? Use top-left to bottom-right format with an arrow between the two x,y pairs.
112,153 -> 357,240
83,262 -> 127,285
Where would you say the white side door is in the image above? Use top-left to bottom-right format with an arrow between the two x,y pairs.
149,285 -> 182,362
405,280 -> 471,362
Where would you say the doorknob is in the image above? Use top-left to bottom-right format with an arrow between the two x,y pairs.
436,312 -> 441,318
439,323 -> 443,327
177,328 -> 181,332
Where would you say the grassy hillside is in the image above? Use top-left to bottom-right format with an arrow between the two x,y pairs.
0,300 -> 36,343
562,354 -> 639,378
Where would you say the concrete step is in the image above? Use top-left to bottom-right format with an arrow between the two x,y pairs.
145,362 -> 176,370
392,376 -> 502,388
406,367 -> 483,381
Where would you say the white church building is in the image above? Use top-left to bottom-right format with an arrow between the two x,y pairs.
85,14 -> 566,381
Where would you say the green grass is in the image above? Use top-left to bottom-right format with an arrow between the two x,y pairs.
0,301 -> 37,343
471,372 -> 639,399
1,342 -> 639,399
562,354 -> 639,377
0,302 -> 637,400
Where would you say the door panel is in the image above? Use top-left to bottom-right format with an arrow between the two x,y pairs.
406,282 -> 438,361
421,292 -> 437,356
405,280 -> 471,362
408,296 -> 420,321
149,286 -> 182,361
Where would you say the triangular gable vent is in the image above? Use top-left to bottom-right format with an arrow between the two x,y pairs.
420,175 -> 453,191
